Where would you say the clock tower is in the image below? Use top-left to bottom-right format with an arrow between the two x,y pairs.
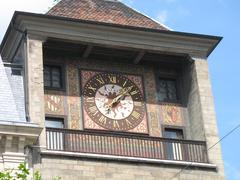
0,0 -> 225,179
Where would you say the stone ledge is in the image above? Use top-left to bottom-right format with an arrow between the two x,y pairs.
2,152 -> 26,163
0,121 -> 42,138
41,150 -> 217,169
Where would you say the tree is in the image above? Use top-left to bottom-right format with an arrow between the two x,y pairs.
0,163 -> 61,180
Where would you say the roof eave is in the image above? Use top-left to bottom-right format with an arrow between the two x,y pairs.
0,11 -> 222,61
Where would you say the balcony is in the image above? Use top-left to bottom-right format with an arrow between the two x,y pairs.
46,128 -> 209,164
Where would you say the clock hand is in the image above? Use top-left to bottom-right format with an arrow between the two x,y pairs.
106,94 -> 122,109
107,86 -> 133,108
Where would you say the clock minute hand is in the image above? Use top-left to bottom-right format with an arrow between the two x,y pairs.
108,93 -> 123,108
105,86 -> 132,112
105,94 -> 122,111
108,87 -> 132,108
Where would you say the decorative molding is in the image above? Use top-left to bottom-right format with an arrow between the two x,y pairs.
0,122 -> 42,138
1,12 -> 221,61
0,122 -> 42,170
5,135 -> 13,153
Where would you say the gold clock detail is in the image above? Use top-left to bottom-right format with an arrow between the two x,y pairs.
82,71 -> 146,131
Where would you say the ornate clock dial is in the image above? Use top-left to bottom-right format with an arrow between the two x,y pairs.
95,84 -> 134,120
82,72 -> 146,131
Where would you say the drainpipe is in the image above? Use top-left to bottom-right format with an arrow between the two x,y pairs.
9,21 -> 30,122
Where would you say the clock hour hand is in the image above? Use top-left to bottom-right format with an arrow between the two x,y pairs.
107,86 -> 133,109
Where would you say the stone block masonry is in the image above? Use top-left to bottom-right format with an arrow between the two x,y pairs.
34,156 -> 225,180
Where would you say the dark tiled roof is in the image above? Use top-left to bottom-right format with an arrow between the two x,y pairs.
47,0 -> 169,30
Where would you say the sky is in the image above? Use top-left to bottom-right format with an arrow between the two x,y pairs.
0,0 -> 239,179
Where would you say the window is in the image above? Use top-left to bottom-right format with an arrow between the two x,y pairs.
45,117 -> 64,128
44,65 -> 63,89
156,77 -> 178,102
164,128 -> 184,139
163,128 -> 184,161
46,117 -> 64,150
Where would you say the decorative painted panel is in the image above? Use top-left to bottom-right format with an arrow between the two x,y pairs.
44,91 -> 65,115
160,103 -> 183,126
44,57 -> 188,138
67,60 -> 81,129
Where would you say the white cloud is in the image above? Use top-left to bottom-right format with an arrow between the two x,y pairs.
156,10 -> 168,24
0,0 -> 53,41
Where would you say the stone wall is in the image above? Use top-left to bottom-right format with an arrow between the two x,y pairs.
34,156 -> 225,180
32,47 -> 225,179
192,59 -> 225,176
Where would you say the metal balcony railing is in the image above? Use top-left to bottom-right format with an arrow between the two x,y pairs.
46,128 -> 208,163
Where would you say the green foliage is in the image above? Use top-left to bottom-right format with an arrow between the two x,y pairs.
0,163 -> 60,180
0,170 -> 11,180
53,176 -> 61,180
33,171 -> 42,180
15,163 -> 29,180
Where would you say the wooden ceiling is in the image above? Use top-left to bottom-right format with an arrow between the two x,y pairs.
43,39 -> 187,65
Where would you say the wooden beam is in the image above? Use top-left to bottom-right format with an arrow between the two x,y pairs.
133,51 -> 145,64
82,45 -> 93,58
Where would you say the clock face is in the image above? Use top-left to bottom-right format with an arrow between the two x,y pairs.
82,71 -> 146,131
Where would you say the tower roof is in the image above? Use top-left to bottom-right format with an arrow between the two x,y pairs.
47,0 -> 169,30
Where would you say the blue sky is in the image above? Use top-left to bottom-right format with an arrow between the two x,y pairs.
119,1 -> 240,179
0,0 -> 239,179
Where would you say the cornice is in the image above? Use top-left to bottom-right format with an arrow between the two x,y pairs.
0,121 -> 42,139
0,11 -> 222,61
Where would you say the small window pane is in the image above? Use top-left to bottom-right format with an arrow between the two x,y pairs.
44,65 -> 63,89
45,118 -> 64,128
52,67 -> 60,78
164,128 -> 183,139
157,78 -> 178,102
52,81 -> 60,88
44,66 -> 51,87
167,81 -> 177,100
158,80 -> 168,101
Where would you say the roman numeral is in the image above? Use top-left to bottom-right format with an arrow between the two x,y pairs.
99,115 -> 107,125
134,101 -> 142,106
125,119 -> 132,126
96,76 -> 105,85
89,106 -> 98,115
132,111 -> 140,119
88,85 -> 96,92
113,120 -> 120,129
108,75 -> 116,84
86,97 -> 95,103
